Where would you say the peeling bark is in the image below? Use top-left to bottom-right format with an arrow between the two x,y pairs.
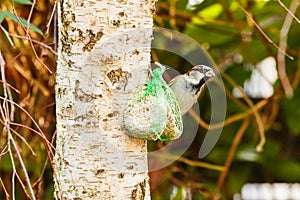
54,0 -> 155,199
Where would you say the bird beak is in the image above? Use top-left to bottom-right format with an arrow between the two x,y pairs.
205,70 -> 215,78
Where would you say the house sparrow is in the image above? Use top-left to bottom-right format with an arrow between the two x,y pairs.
168,65 -> 215,115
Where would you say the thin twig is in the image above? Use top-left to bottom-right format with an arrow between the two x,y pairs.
0,80 -> 20,94
5,122 -> 36,156
219,73 -> 249,110
8,143 -> 16,200
213,118 -> 251,200
150,152 -> 224,171
0,50 -> 36,199
0,25 -> 15,48
33,131 -> 57,190
277,0 -> 298,98
0,97 -> 55,155
10,121 -> 53,147
11,4 -> 53,74
0,177 -> 10,200
46,1 -> 57,35
189,99 -> 267,130
5,116 -> 37,200
0,53 -> 15,126
177,156 -> 225,171
0,144 -> 9,157
0,51 -> 14,120
276,0 -> 300,24
0,53 -> 53,200
9,33 -> 57,56
26,0 -> 53,74
0,96 -> 16,200
235,87 -> 266,152
16,173 -> 32,199
29,38 -> 53,73
235,1 -> 293,60
220,71 -> 266,151
26,0 -> 36,34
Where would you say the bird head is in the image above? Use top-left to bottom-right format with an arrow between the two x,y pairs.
185,65 -> 215,95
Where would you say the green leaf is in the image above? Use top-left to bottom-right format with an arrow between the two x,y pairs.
0,11 -> 5,23
267,160 -> 300,182
9,0 -> 32,5
4,11 -> 43,35
198,3 -> 222,19
1,153 -> 13,172
282,86 -> 300,135
184,23 -> 237,47
192,3 -> 223,25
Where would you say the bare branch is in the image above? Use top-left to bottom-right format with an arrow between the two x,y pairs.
277,0 -> 299,98
213,118 -> 252,200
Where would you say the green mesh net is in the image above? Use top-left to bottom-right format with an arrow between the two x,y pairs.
124,62 -> 183,141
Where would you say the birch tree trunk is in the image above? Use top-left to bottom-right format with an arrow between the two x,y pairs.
53,0 -> 155,199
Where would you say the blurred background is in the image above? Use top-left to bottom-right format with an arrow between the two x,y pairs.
0,0 -> 299,199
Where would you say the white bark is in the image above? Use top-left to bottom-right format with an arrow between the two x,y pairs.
54,0 -> 155,199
